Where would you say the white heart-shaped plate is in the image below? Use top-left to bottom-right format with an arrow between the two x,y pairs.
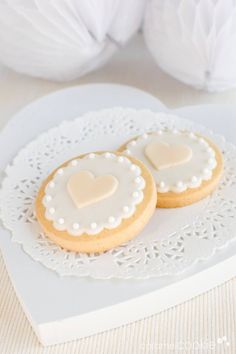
1,84 -> 236,346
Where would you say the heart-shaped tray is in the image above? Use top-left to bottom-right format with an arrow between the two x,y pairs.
1,84 -> 236,345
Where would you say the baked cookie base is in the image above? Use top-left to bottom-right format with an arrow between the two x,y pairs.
35,152 -> 157,253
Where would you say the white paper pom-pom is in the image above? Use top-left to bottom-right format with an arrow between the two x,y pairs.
0,0 -> 145,81
144,0 -> 236,92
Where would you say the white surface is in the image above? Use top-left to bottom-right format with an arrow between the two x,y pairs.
1,105 -> 236,282
1,254 -> 235,353
144,0 -> 236,92
0,0 -> 145,80
1,84 -> 236,346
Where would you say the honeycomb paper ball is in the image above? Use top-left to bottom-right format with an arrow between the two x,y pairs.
144,0 -> 236,92
0,0 -> 145,81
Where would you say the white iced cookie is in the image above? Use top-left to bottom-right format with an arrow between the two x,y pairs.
120,130 -> 223,208
35,152 -> 156,253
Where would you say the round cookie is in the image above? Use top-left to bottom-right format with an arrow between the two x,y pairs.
119,130 -> 223,208
35,151 -> 157,253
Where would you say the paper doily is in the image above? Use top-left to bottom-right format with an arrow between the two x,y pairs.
1,108 -> 236,279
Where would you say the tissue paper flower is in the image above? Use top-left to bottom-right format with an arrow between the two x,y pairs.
0,0 -> 145,81
144,0 -> 236,92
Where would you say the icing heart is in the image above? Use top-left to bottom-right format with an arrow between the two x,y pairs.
67,170 -> 118,208
145,141 -> 192,170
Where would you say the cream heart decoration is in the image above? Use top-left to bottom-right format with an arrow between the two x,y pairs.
67,170 -> 118,208
145,141 -> 192,170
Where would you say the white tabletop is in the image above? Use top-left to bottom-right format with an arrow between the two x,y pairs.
0,34 -> 236,353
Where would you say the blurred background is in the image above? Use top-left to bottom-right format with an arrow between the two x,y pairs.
1,0 -> 236,131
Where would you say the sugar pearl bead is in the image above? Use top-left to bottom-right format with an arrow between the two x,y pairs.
118,156 -> 124,163
134,167 -> 141,174
208,158 -> 215,165
159,181 -> 165,188
130,164 -> 136,171
176,181 -> 184,188
58,218 -> 64,225
208,148 -> 215,156
130,140 -> 137,146
125,149 -> 131,155
135,177 -> 141,184
71,160 -> 78,166
57,168 -> 63,175
189,132 -> 196,139
91,222 -> 97,229
132,191 -> 139,198
49,181 -> 55,188
45,195 -> 52,202
108,216 -> 115,224
88,153 -> 95,159
72,223 -> 80,230
191,176 -> 198,183
49,207 -> 55,214
199,138 -> 207,146
123,206 -> 129,213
